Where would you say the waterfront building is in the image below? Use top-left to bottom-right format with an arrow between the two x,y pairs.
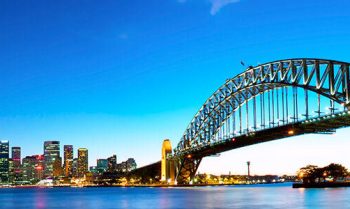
22,155 -> 44,183
107,155 -> 117,172
117,161 -> 127,172
89,166 -> 98,174
22,156 -> 36,183
53,157 -> 63,177
63,145 -> 73,177
116,158 -> 137,172
126,158 -> 137,171
12,147 -> 22,182
0,140 -> 9,184
35,155 -> 44,180
77,148 -> 88,177
12,147 -> 21,170
43,141 -> 60,178
96,159 -> 108,173
72,158 -> 78,177
8,158 -> 14,183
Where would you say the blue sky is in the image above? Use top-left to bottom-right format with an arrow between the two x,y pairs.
1,0 -> 350,175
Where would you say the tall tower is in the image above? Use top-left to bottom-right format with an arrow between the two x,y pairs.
0,140 -> 9,183
247,161 -> 251,177
161,139 -> 174,183
77,148 -> 88,178
64,145 -> 73,177
43,141 -> 60,178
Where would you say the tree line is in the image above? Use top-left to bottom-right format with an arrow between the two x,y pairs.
297,163 -> 349,183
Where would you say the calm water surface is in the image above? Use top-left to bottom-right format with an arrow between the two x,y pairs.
1,183 -> 350,209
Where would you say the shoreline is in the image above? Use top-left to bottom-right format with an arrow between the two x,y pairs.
0,182 -> 290,188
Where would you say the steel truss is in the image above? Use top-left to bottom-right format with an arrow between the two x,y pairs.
175,156 -> 202,184
174,59 -> 350,156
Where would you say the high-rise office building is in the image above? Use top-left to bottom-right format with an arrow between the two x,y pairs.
107,155 -> 117,172
8,158 -> 13,183
72,158 -> 78,177
35,155 -> 44,180
12,147 -> 21,169
43,141 -> 60,178
22,155 -> 44,183
12,147 -> 21,182
77,148 -> 88,178
96,159 -> 108,173
63,145 -> 73,177
53,157 -> 63,177
0,140 -> 9,184
22,156 -> 36,183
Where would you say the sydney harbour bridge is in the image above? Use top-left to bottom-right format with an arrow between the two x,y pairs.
157,58 -> 350,184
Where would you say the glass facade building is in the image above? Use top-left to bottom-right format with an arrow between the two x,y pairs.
43,141 -> 60,178
0,140 -> 9,183
64,145 -> 73,177
107,155 -> 117,172
12,147 -> 21,181
77,148 -> 88,177
22,155 -> 44,183
97,159 -> 108,173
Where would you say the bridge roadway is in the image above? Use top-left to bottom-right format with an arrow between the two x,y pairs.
177,111 -> 350,159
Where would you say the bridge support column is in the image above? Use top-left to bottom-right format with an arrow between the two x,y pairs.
161,139 -> 175,184
175,155 -> 202,185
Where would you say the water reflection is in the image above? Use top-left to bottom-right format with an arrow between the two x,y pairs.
0,183 -> 350,209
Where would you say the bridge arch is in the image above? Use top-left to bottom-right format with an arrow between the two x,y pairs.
172,58 -> 350,184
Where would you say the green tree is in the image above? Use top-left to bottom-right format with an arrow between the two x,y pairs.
297,165 -> 319,183
323,163 -> 349,182
297,163 -> 349,183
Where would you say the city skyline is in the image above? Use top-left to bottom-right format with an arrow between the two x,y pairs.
2,0 -> 350,175
1,140 -> 135,168
0,139 -> 138,185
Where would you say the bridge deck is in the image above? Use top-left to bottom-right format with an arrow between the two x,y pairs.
177,112 -> 350,159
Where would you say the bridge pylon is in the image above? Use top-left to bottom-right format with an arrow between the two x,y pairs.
161,139 -> 175,184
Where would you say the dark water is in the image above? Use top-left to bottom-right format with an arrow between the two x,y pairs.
1,183 -> 350,209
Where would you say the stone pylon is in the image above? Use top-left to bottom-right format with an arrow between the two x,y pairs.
161,139 -> 175,184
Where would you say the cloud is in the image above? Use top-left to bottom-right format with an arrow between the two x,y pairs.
210,0 -> 240,15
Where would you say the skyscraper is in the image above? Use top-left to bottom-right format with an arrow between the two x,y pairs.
77,148 -> 88,178
22,155 -> 43,183
64,145 -> 73,177
43,141 -> 60,178
72,158 -> 78,177
107,155 -> 117,172
53,157 -> 63,177
0,140 -> 9,183
12,147 -> 21,182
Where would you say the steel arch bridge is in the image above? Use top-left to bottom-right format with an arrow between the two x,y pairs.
170,58 -> 350,184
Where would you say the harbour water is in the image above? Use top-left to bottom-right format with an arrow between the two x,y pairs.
1,183 -> 350,209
